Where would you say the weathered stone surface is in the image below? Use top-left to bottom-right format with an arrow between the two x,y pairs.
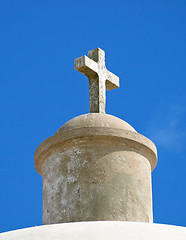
74,48 -> 119,113
35,113 -> 157,224
1,222 -> 186,240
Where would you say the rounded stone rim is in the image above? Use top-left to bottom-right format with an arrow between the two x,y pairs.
34,126 -> 157,175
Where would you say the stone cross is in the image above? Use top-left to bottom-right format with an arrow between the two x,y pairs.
74,48 -> 119,113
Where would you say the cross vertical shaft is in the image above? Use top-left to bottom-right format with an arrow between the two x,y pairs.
75,48 -> 119,113
89,76 -> 106,113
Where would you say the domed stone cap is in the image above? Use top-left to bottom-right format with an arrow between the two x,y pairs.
57,113 -> 137,134
35,113 -> 157,175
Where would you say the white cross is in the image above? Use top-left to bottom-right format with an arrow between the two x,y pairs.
74,48 -> 119,113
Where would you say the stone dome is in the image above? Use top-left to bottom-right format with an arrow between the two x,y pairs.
35,113 -> 157,176
57,113 -> 137,134
1,222 -> 186,240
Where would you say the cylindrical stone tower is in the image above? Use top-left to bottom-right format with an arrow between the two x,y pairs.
35,114 -> 157,224
34,48 -> 157,225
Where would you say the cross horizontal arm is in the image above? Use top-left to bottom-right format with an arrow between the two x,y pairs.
106,71 -> 120,91
74,55 -> 98,78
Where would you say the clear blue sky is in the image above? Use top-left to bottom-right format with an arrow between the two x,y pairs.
0,0 -> 186,233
